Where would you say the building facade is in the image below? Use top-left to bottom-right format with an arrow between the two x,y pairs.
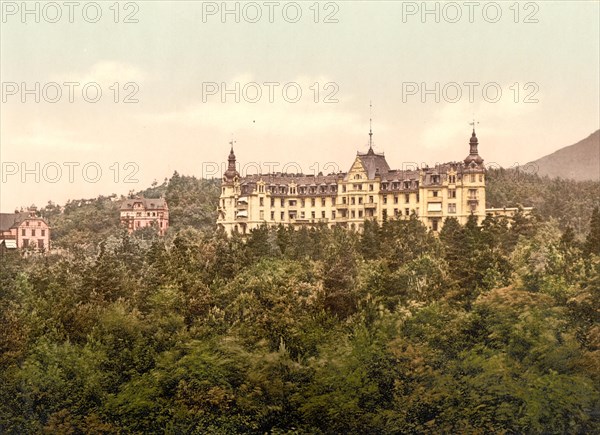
120,197 -> 170,235
0,209 -> 50,251
217,129 -> 486,235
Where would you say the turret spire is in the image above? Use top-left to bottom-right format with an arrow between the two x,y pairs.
225,139 -> 239,180
464,120 -> 484,165
367,101 -> 374,155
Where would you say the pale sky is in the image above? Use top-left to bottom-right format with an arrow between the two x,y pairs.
1,1 -> 599,212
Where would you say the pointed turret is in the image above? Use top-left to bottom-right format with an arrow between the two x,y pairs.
464,128 -> 484,165
224,141 -> 239,180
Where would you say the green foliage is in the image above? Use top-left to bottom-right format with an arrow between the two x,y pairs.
3,174 -> 600,433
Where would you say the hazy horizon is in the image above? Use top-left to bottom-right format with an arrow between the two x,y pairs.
2,1 -> 599,212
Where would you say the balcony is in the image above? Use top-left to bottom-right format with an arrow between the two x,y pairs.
364,201 -> 377,209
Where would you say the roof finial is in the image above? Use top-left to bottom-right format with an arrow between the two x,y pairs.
229,135 -> 236,152
368,101 -> 373,151
469,117 -> 479,134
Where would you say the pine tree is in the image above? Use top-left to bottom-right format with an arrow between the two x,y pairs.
584,207 -> 600,256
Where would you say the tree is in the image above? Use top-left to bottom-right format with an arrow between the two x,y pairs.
584,207 -> 600,256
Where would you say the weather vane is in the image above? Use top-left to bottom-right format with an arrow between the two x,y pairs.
469,118 -> 479,131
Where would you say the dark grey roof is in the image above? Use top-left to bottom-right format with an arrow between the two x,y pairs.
242,173 -> 342,185
356,152 -> 391,179
0,212 -> 28,231
120,198 -> 168,210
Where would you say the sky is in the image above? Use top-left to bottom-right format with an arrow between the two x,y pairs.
1,1 -> 599,212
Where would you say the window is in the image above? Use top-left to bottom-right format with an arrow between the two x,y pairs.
382,209 -> 387,220
383,196 -> 388,204
449,175 -> 456,184
260,198 -> 264,206
342,185 -> 347,193
289,200 -> 297,206
26,221 -> 29,226
394,208 -> 399,217
405,208 -> 410,216
311,198 -> 316,207
369,195 -> 374,203
301,199 -> 305,207
448,203 -> 456,213
41,229 -> 45,236
321,198 -> 326,206
311,211 -> 316,219
321,211 -> 325,218
343,197 -> 347,205
281,199 -> 285,207
31,229 -> 36,237
470,174 -> 476,182
301,211 -> 305,219
351,211 -> 356,218
432,191 -> 438,197
351,197 -> 356,205
358,197 -> 363,205
37,221 -> 41,226
260,210 -> 264,219
448,189 -> 456,199
281,211 -> 285,220
432,219 -> 439,232
271,211 -> 275,220
468,189 -> 478,199
21,229 -> 26,236
416,193 -> 420,201
369,184 -> 374,191
382,183 -> 388,191
271,198 -> 275,207
332,211 -> 336,220
405,194 -> 409,203
23,239 -> 29,248
427,203 -> 442,212
358,210 -> 363,218
394,196 -> 399,204
479,174 -> 483,182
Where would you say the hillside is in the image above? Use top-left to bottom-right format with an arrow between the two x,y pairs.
527,130 -> 600,181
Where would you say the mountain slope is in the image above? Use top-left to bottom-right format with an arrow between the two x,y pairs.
527,130 -> 600,181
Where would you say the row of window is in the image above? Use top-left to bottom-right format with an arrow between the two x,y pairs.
133,211 -> 165,217
21,229 -> 45,237
21,239 -> 45,249
23,220 -> 43,227
227,188 -> 477,210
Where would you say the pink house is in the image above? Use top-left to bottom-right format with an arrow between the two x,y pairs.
120,197 -> 169,235
0,209 -> 50,251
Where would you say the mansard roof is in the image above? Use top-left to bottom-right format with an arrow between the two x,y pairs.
120,197 -> 168,210
240,173 -> 341,188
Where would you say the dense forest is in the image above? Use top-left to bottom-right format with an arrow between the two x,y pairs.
1,169 -> 599,433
